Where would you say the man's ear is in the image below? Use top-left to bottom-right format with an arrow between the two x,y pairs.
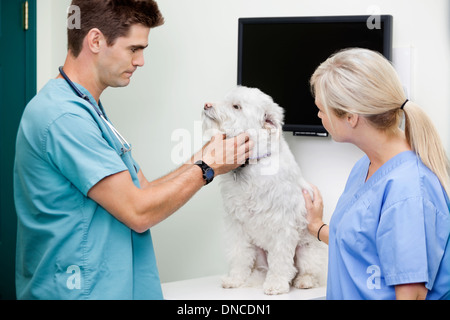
85,28 -> 106,54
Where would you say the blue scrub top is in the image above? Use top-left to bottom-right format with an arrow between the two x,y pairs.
14,79 -> 163,300
327,151 -> 450,300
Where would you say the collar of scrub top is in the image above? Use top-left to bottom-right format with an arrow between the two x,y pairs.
59,66 -> 132,155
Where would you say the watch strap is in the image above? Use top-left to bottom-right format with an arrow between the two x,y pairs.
194,161 -> 215,185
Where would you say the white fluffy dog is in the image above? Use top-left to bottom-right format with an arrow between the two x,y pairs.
202,86 -> 327,295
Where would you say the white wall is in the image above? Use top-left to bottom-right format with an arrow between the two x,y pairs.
37,0 -> 71,90
37,0 -> 450,283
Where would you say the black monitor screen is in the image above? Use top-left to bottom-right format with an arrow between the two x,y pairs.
238,15 -> 393,136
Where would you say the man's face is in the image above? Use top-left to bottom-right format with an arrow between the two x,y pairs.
98,24 -> 150,88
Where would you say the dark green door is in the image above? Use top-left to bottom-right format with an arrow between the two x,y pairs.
0,0 -> 36,300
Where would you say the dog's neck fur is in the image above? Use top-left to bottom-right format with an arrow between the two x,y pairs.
249,152 -> 272,161
241,151 -> 272,168
232,134 -> 280,180
225,128 -> 280,178
232,150 -> 275,181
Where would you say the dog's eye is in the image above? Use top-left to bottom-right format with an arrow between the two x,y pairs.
233,105 -> 241,110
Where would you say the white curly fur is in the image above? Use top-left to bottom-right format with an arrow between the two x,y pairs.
203,86 -> 327,295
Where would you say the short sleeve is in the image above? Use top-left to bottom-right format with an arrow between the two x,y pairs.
44,113 -> 128,196
376,196 -> 447,290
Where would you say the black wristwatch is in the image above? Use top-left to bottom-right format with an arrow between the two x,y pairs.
194,161 -> 215,185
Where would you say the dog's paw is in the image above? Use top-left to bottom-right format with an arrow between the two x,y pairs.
222,276 -> 245,289
293,273 -> 319,289
263,278 -> 290,295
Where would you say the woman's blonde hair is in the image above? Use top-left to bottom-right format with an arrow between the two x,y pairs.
310,48 -> 449,194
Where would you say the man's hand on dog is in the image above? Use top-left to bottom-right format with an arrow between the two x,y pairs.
197,133 -> 254,176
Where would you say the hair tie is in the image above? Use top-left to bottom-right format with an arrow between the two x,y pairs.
400,99 -> 409,110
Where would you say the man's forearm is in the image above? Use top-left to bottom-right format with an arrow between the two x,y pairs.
134,164 -> 207,231
148,163 -> 193,187
147,148 -> 205,187
89,164 -> 206,233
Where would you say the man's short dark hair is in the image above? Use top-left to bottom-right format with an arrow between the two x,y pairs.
68,0 -> 164,57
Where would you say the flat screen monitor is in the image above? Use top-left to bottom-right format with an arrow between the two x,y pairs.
238,15 -> 393,137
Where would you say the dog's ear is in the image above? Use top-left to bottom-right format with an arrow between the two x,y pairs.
263,102 -> 284,131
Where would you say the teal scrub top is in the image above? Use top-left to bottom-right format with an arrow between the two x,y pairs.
14,79 -> 163,300
327,151 -> 450,300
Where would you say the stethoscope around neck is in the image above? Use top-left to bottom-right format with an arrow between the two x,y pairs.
59,66 -> 132,155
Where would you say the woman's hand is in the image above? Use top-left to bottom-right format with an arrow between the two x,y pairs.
303,185 -> 328,244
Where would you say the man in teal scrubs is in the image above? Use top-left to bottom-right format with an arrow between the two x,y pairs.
14,0 -> 253,300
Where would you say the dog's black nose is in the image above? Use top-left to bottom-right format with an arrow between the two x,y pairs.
204,103 -> 213,110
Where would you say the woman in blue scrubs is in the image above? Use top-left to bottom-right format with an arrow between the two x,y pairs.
304,48 -> 450,300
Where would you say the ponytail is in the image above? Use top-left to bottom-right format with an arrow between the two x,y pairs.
403,102 -> 450,195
